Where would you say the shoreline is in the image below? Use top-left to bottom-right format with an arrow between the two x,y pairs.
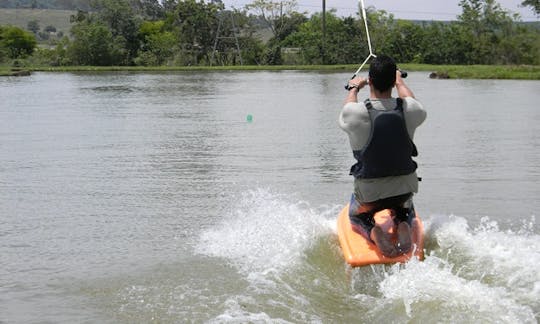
1,64 -> 539,79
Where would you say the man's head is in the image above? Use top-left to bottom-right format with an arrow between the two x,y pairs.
369,55 -> 397,92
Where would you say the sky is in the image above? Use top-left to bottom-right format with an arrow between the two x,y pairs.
223,0 -> 539,21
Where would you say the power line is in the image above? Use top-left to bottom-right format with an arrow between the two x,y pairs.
294,2 -> 539,20
224,0 -> 538,20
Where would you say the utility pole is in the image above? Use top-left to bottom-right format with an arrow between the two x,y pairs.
322,0 -> 326,64
211,11 -> 243,66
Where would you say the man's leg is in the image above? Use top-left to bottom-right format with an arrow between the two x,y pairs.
393,195 -> 415,253
348,194 -> 376,242
393,195 -> 415,226
348,194 -> 397,256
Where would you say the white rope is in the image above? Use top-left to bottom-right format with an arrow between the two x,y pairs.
346,1 -> 406,86
353,0 -> 376,76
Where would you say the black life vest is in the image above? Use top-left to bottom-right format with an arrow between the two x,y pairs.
350,98 -> 418,179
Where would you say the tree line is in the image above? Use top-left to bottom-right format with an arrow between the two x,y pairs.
1,0 -> 539,67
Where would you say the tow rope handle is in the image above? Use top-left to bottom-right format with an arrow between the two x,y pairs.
344,69 -> 408,90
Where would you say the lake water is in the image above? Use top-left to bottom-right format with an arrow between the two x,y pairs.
1,71 -> 539,323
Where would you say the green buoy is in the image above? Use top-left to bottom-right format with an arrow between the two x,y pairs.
246,114 -> 253,123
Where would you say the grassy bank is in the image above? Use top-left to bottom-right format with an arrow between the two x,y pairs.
399,64 -> 540,80
2,64 -> 540,79
0,67 -> 31,76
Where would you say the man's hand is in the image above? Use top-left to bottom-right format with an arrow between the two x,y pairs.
345,77 -> 367,103
395,70 -> 405,86
395,71 -> 415,98
348,77 -> 368,90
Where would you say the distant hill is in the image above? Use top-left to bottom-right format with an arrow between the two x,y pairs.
523,21 -> 540,30
0,8 -> 75,35
0,0 -> 91,10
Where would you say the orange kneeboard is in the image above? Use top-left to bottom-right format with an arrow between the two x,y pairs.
337,204 -> 425,267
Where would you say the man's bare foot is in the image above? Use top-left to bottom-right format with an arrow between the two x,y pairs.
371,226 -> 398,257
396,222 -> 412,254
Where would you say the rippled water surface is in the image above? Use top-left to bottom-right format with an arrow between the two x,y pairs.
1,71 -> 539,323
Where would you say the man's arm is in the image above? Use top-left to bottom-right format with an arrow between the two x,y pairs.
344,77 -> 368,104
395,71 -> 415,99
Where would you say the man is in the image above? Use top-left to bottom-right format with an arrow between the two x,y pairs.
339,55 -> 426,257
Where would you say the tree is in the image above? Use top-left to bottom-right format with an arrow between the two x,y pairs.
0,25 -> 37,59
420,22 -> 473,64
27,20 -> 40,34
68,18 -> 122,65
166,0 -> 223,65
136,20 -> 176,65
322,13 -> 364,64
361,8 -> 395,57
282,12 -> 363,65
66,1 -> 142,65
245,0 -> 302,39
44,25 -> 57,33
245,0 -> 306,64
237,35 -> 265,65
91,0 -> 141,64
378,19 -> 425,63
133,0 -> 165,20
521,0 -> 540,15
208,9 -> 261,66
458,0 -> 515,64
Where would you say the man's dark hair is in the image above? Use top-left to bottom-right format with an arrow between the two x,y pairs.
369,55 -> 397,92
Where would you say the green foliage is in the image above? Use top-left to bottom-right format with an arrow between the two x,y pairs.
283,12 -> 364,65
521,0 -> 540,14
136,20 -> 176,65
134,0 -> 165,20
378,20 -> 425,63
313,0 -> 533,66
245,0 -> 306,64
207,9 -> 262,66
44,25 -> 56,33
0,24 -> 36,59
139,19 -> 164,36
92,0 -> 141,64
245,0 -> 303,39
238,36 -> 265,65
281,0 -> 539,66
166,0 -> 224,65
0,43 -> 7,62
24,39 -> 67,66
67,19 -> 122,65
26,19 -> 39,33
419,23 -> 473,64
458,0 -> 516,64
281,19 -> 320,64
3,0 -> 539,68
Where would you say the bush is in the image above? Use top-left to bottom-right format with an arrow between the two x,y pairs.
0,25 -> 37,59
67,21 -> 123,65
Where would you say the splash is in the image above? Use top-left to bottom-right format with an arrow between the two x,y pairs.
196,188 -> 338,274
196,200 -> 539,323
369,214 -> 538,323
432,215 -> 539,298
377,257 -> 535,323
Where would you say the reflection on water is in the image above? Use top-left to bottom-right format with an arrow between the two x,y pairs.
0,72 -> 539,323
